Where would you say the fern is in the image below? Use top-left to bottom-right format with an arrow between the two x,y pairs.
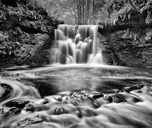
111,4 -> 133,23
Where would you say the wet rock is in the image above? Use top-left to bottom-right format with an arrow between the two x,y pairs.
59,54 -> 67,64
102,91 -> 143,104
124,85 -> 144,92
54,107 -> 65,115
104,93 -> 126,103
23,102 -> 37,112
0,85 -> 5,98
0,107 -> 21,116
104,95 -> 113,103
42,98 -> 50,104
3,98 -> 29,109
57,91 -> 101,108
88,93 -> 104,99
17,116 -> 43,128
112,94 -> 126,103
0,83 -> 12,102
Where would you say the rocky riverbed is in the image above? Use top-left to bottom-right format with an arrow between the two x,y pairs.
0,65 -> 152,128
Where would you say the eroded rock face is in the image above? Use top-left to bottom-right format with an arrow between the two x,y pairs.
99,26 -> 152,68
0,0 -> 63,68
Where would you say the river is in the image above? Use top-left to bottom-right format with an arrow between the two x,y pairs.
0,64 -> 152,128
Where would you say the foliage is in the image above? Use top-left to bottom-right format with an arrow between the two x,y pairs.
0,0 -> 62,68
0,31 -> 21,57
29,0 -> 152,25
29,0 -> 105,25
103,0 -> 152,25
1,0 -> 152,68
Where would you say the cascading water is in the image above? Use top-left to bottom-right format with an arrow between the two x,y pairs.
1,25 -> 152,128
54,25 -> 104,64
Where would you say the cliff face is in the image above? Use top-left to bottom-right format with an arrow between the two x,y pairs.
0,0 -> 63,69
100,29 -> 152,68
98,7 -> 152,69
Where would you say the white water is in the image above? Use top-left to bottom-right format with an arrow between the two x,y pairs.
53,25 -> 104,64
1,67 -> 152,128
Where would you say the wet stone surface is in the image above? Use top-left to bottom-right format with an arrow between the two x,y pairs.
0,83 -> 12,102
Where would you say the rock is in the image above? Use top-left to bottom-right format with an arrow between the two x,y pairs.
54,107 -> 65,115
0,83 -> 12,102
19,24 -> 43,34
23,102 -> 36,112
103,93 -> 127,103
112,94 -> 126,103
104,95 -> 113,103
0,85 -> 5,97
17,116 -> 43,128
0,0 -> 63,68
102,50 -> 114,65
57,91 -> 101,108
1,0 -> 18,7
124,85 -> 144,92
42,98 -> 50,104
100,29 -> 152,68
0,107 -> 21,116
3,98 -> 29,109
59,54 -> 67,64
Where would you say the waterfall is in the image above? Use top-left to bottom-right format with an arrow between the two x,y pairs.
53,24 -> 104,64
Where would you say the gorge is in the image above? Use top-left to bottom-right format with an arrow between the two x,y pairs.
0,0 -> 152,128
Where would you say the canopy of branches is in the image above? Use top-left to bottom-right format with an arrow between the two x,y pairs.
29,0 -> 152,25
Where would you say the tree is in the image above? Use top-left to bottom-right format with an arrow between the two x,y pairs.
98,0 -> 152,35
34,0 -> 105,25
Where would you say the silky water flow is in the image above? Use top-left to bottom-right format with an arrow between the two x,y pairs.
53,25 -> 104,64
0,25 -> 152,128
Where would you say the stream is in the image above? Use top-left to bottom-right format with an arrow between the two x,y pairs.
0,25 -> 152,128
0,64 -> 152,128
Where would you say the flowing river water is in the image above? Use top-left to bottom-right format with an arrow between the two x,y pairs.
0,25 -> 152,128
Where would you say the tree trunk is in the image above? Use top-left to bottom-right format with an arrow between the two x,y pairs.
86,0 -> 90,24
98,19 -> 152,35
83,0 -> 85,24
92,0 -> 95,24
76,0 -> 81,24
